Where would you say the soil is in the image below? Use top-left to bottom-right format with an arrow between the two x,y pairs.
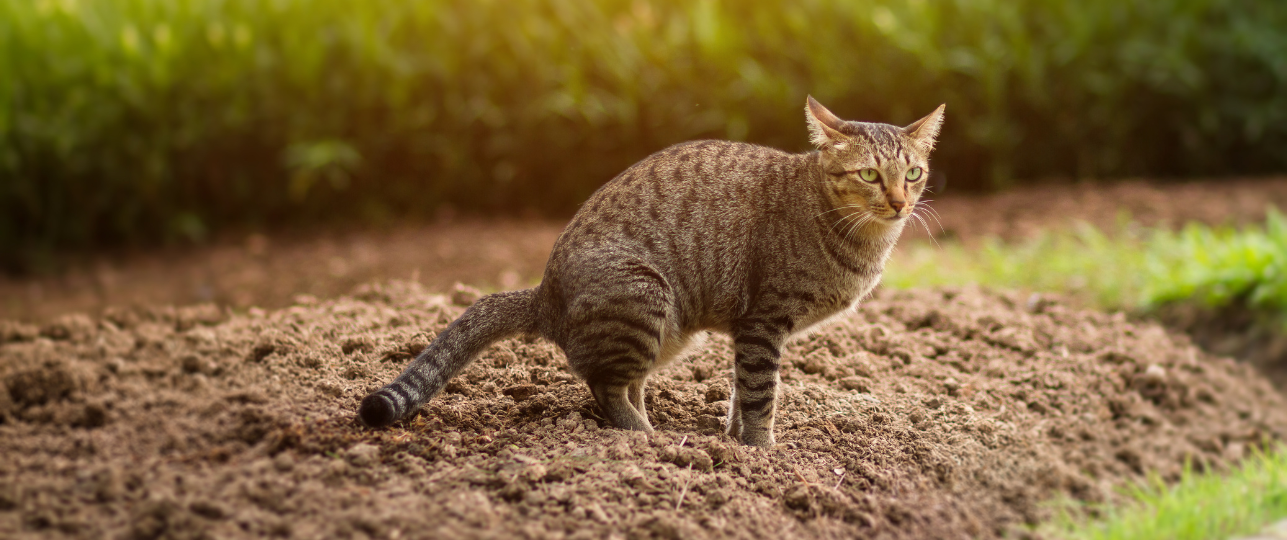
1155,302 -> 1287,390
3,177 -> 1286,323
2,281 -> 1283,539
3,175 -> 1287,539
0,220 -> 564,323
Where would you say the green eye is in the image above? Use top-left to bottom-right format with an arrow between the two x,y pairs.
906,167 -> 923,181
858,168 -> 879,182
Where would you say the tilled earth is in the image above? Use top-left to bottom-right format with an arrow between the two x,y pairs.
2,281 -> 1283,539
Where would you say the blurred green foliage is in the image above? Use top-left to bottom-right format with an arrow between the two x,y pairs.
3,0 -> 1287,270
887,210 -> 1287,324
1144,209 -> 1287,314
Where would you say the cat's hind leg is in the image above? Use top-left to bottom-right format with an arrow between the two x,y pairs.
627,378 -> 650,429
575,340 -> 657,432
725,382 -> 742,439
589,380 -> 651,432
556,258 -> 674,432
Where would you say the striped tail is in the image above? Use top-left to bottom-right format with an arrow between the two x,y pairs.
359,288 -> 538,428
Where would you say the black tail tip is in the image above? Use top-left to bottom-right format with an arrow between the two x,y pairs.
358,393 -> 397,428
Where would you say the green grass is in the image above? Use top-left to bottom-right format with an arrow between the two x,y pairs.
1144,210 -> 1287,316
887,219 -> 1149,310
886,209 -> 1287,323
1040,446 -> 1287,540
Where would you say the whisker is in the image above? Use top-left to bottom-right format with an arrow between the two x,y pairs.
910,205 -> 943,249
917,202 -> 945,234
913,200 -> 943,227
844,211 -> 874,243
916,200 -> 943,220
839,212 -> 862,242
828,212 -> 856,236
816,204 -> 861,217
825,205 -> 867,236
913,212 -> 940,248
815,204 -> 864,220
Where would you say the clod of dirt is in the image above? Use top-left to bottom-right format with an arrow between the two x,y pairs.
451,282 -> 483,307
659,445 -> 714,472
246,330 -> 299,363
0,280 -> 1284,539
503,384 -> 540,402
345,443 -> 381,468
39,313 -> 96,342
5,361 -> 79,408
0,320 -> 39,344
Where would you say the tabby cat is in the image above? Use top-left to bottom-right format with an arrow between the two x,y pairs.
360,96 -> 945,447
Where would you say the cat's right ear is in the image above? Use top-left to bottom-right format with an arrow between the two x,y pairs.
805,96 -> 849,150
903,104 -> 946,152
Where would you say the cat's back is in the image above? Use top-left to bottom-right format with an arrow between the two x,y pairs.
605,139 -> 798,198
567,140 -> 806,235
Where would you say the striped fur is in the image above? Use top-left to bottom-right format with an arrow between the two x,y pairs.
360,97 -> 945,447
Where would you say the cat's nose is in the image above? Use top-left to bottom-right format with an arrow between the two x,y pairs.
889,199 -> 906,213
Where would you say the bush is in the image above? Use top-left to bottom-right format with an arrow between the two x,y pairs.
3,0 -> 1286,269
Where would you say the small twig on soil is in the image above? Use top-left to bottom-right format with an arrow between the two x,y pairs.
834,471 -> 846,489
793,467 -> 812,486
675,463 -> 694,511
678,435 -> 688,448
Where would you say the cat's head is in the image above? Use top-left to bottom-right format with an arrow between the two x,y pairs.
805,96 -> 945,226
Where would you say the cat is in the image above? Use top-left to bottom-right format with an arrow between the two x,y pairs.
360,96 -> 945,447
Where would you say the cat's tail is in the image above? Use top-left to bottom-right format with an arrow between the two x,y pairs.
359,288 -> 539,428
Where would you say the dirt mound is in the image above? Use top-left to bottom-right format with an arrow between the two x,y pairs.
1,281 -> 1283,539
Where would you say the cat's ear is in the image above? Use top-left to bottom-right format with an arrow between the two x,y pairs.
805,96 -> 849,149
903,104 -> 946,151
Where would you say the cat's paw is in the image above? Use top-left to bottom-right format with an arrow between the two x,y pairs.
740,429 -> 775,448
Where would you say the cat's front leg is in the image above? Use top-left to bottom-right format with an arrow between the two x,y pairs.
728,327 -> 787,447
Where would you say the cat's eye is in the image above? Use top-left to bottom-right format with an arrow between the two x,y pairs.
906,167 -> 923,181
858,168 -> 879,182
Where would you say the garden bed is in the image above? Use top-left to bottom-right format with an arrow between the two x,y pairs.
2,281 -> 1282,539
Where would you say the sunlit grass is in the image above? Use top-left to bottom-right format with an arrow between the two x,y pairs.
886,209 -> 1287,322
1040,446 -> 1287,540
887,221 -> 1149,310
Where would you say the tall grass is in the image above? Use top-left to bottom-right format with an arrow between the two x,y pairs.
3,0 -> 1287,270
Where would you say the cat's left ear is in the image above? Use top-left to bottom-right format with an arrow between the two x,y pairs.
903,104 -> 946,151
